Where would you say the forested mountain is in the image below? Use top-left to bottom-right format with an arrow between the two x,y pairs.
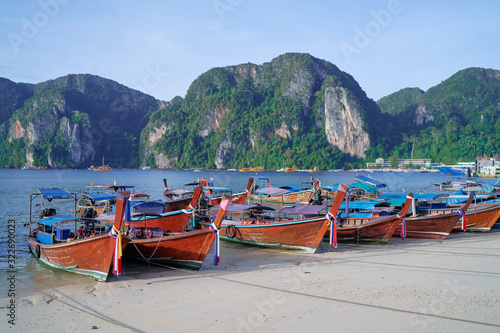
376,68 -> 500,164
141,53 -> 389,170
0,74 -> 161,168
1,56 -> 498,169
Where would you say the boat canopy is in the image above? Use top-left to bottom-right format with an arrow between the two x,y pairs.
255,186 -> 290,197
379,193 -> 441,200
210,203 -> 275,212
319,185 -> 339,192
339,201 -> 392,212
279,185 -> 307,192
38,215 -> 78,226
82,193 -> 116,201
207,187 -> 232,192
279,205 -> 326,215
38,188 -> 72,199
351,181 -> 378,193
354,176 -> 388,188
130,200 -> 165,215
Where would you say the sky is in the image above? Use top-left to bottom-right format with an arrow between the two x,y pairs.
1,0 -> 499,102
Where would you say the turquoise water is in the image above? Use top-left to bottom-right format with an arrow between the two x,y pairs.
1,168 -> 497,287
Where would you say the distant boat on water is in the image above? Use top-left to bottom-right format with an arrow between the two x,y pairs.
92,157 -> 113,171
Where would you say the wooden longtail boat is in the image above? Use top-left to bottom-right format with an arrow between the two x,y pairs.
334,193 -> 413,243
419,201 -> 500,232
26,188 -> 129,281
249,177 -> 320,205
163,178 -> 205,212
205,177 -> 254,205
122,198 -> 231,269
198,184 -> 348,253
394,195 -> 474,239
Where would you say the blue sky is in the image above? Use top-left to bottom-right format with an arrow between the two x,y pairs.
1,0 -> 498,102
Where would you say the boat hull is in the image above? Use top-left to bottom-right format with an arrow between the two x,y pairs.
200,217 -> 328,253
26,233 -> 129,281
164,197 -> 193,212
456,203 -> 500,232
123,229 -> 216,269
420,203 -> 500,232
395,214 -> 460,240
335,216 -> 399,243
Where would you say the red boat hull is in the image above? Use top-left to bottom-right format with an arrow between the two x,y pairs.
395,214 -> 460,240
26,233 -> 129,281
123,229 -> 216,269
200,217 -> 329,253
335,216 -> 400,243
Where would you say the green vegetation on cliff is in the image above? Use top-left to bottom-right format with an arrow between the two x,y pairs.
377,68 -> 500,163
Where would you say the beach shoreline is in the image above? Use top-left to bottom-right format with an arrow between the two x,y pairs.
4,230 -> 500,332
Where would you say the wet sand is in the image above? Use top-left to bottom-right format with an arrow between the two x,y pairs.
6,230 -> 500,332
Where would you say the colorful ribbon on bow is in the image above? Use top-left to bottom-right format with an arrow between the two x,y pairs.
397,214 -> 406,240
109,225 -> 122,276
326,212 -> 337,248
454,208 -> 466,231
209,222 -> 220,266
186,203 -> 195,228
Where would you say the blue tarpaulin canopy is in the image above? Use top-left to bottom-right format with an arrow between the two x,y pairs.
319,185 -> 339,192
279,185 -> 307,192
354,176 -> 388,188
339,201 -> 390,210
38,188 -> 72,199
351,182 -> 378,193
208,187 -> 232,192
130,200 -> 165,215
378,194 -> 441,201
82,193 -> 116,201
38,215 -> 77,226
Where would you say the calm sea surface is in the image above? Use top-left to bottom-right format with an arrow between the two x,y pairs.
1,168 -> 497,288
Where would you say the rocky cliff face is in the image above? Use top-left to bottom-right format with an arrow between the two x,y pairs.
324,87 -> 370,158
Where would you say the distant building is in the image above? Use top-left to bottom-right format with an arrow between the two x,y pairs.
481,165 -> 500,176
366,158 -> 432,168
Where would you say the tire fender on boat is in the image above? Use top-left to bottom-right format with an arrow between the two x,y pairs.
35,244 -> 41,259
225,224 -> 237,239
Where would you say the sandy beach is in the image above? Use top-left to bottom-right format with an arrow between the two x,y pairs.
5,230 -> 500,332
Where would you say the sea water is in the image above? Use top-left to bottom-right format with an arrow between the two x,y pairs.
0,168 -> 497,289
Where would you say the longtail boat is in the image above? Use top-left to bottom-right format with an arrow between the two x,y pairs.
205,177 -> 254,205
26,188 -> 129,281
334,193 -> 413,243
197,184 -> 348,253
163,178 -> 203,212
249,177 -> 320,205
418,197 -> 500,232
394,195 -> 474,239
122,198 -> 231,269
